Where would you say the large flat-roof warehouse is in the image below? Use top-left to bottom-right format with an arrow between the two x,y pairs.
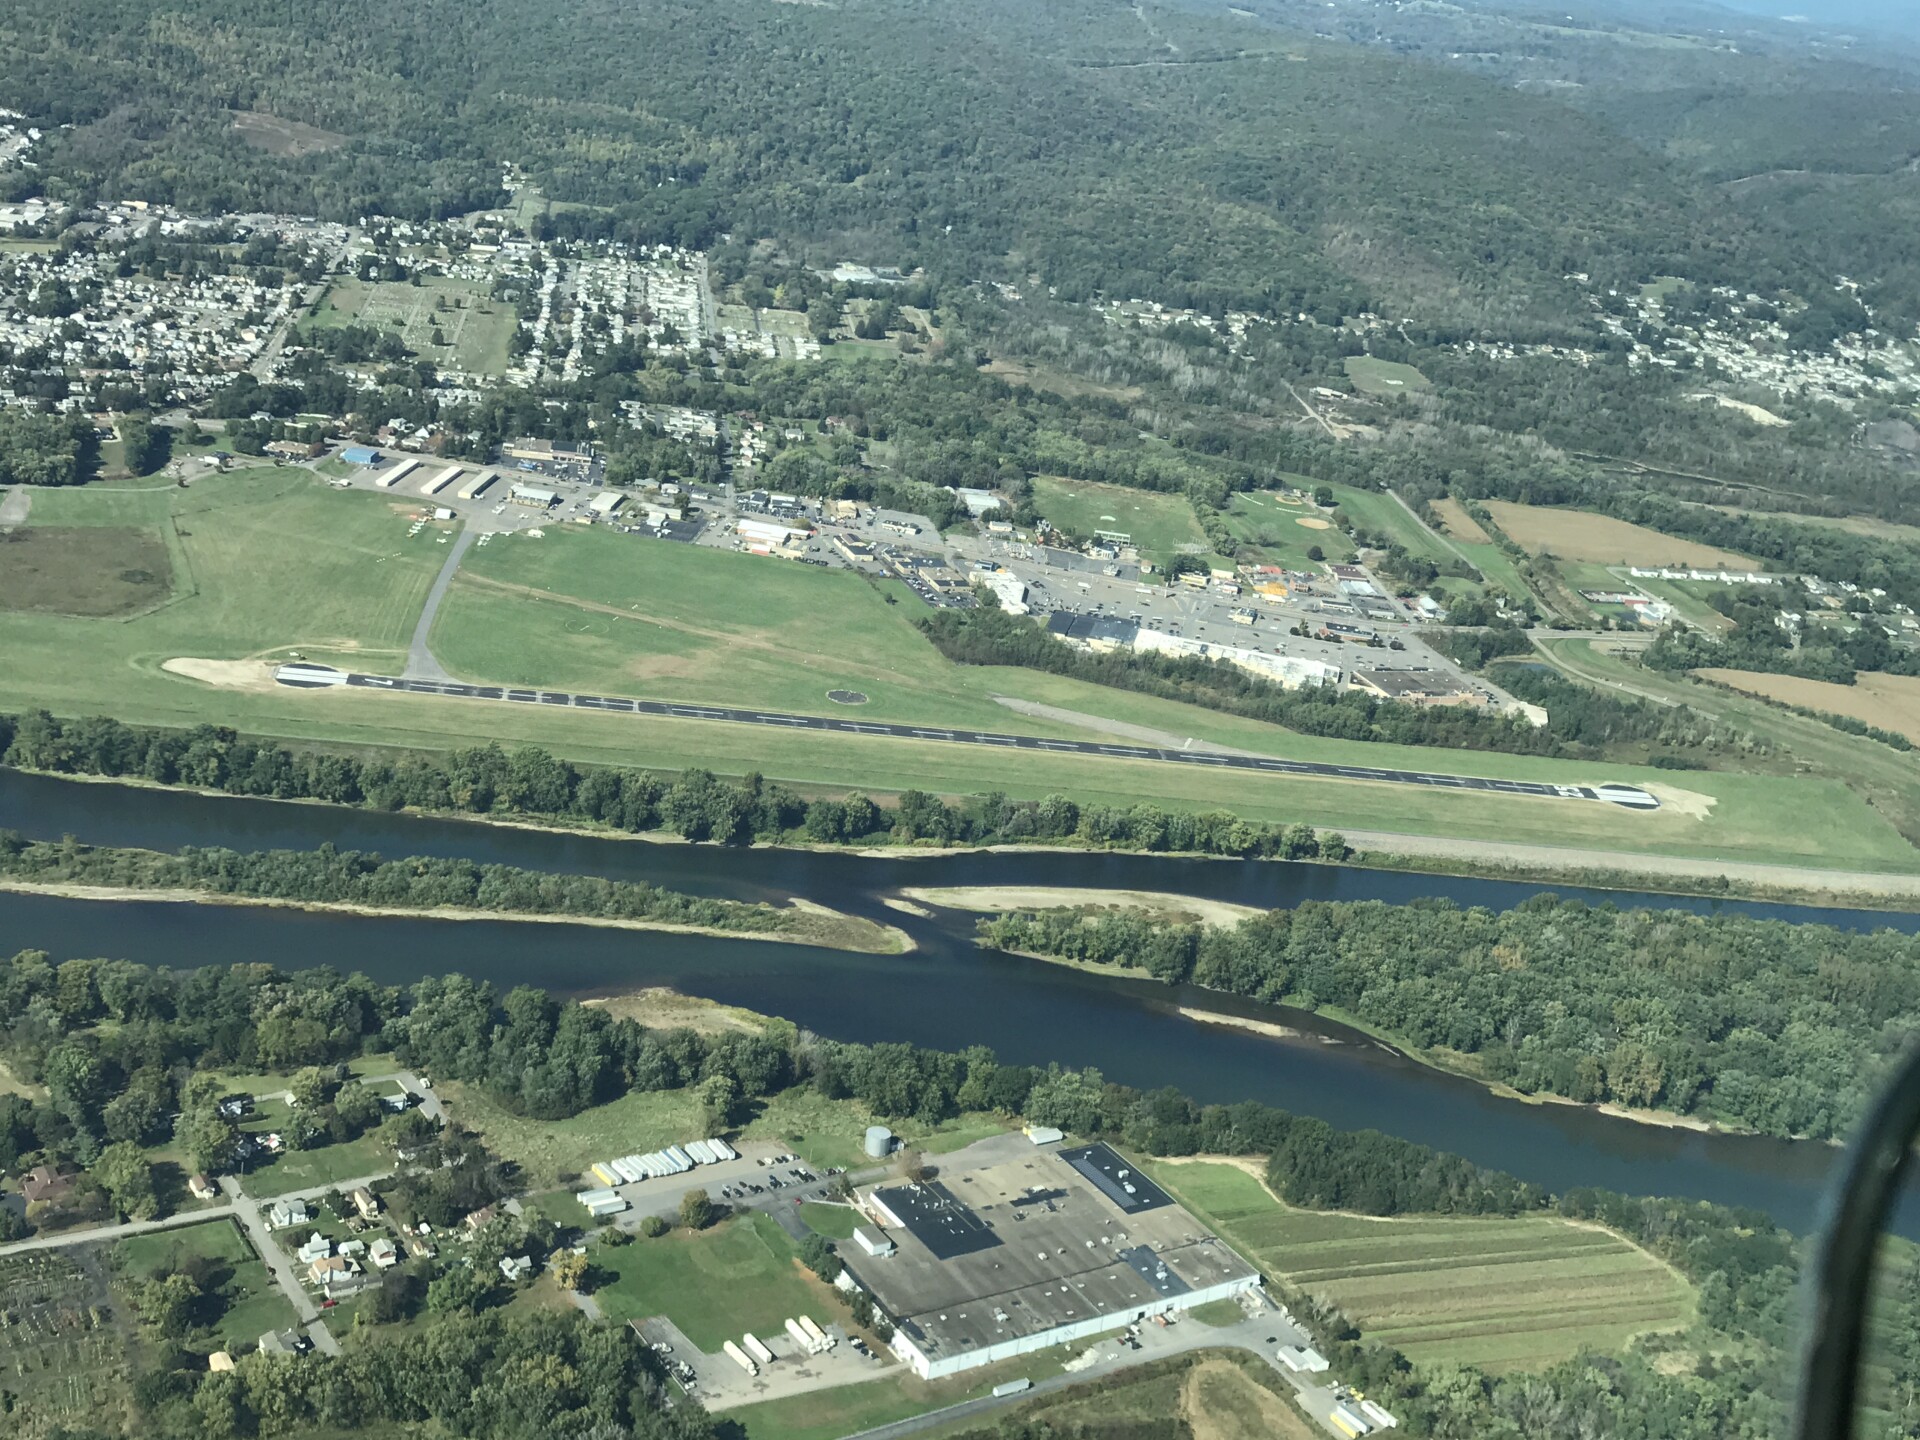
841,1139 -> 1260,1379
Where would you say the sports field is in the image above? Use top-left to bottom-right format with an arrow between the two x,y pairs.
1344,356 -> 1431,396
1149,1162 -> 1693,1371
1029,475 -> 1208,563
592,1212 -> 831,1349
305,275 -> 519,375
1220,490 -> 1356,567
1698,669 -> 1920,745
1482,501 -> 1754,568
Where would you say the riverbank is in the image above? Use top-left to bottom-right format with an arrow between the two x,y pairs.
900,885 -> 1264,927
11,765 -> 1920,916
1003,944 -> 1779,1142
0,880 -> 911,954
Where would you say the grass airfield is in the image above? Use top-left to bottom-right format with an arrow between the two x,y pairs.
0,472 -> 1915,872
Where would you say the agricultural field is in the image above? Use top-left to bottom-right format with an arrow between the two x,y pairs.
1429,497 -> 1491,543
1149,1162 -> 1693,1372
1220,490 -> 1356,568
1697,669 -> 1920,745
443,1082 -> 706,1188
0,527 -> 172,616
0,1248 -> 137,1437
114,1219 -> 299,1348
304,274 -> 519,375
1028,475 -> 1209,565
591,1212 -> 831,1349
1344,356 -> 1431,397
1481,501 -> 1754,568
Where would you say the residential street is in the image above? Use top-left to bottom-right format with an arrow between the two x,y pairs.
0,1202 -> 236,1258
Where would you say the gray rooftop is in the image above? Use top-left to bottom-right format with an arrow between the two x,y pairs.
846,1144 -> 1257,1365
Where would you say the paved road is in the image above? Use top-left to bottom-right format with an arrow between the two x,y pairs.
222,1176 -> 320,1323
404,527 -> 474,681
272,664 -> 1660,811
0,1202 -> 235,1258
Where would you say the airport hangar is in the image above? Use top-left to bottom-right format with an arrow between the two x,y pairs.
839,1141 -> 1261,1380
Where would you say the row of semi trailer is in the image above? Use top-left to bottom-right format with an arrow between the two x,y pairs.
589,1137 -> 737,1190
722,1315 -> 837,1376
374,459 -> 499,501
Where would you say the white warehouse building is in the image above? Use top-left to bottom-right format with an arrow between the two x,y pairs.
839,1141 -> 1260,1380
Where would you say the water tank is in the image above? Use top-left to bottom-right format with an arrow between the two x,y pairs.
864,1125 -> 894,1159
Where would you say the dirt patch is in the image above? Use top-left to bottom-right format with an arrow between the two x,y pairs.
900,885 -> 1263,927
581,987 -> 767,1036
1293,516 -> 1332,531
230,109 -> 348,157
1483,501 -> 1753,568
1639,781 -> 1716,820
0,526 -> 172,615
1689,393 -> 1789,428
1183,1359 -> 1320,1440
982,357 -> 1143,403
162,657 -> 280,692
1698,668 -> 1920,745
1430,496 -> 1491,543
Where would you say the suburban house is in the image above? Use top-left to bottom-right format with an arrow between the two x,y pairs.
258,1329 -> 307,1356
308,1254 -> 356,1288
463,1203 -> 499,1233
499,1255 -> 533,1283
188,1174 -> 218,1201
268,1198 -> 311,1230
21,1165 -> 76,1207
348,1186 -> 380,1220
295,1234 -> 331,1265
369,1237 -> 399,1269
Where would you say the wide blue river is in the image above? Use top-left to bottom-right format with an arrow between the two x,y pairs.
7,767 -> 1918,1233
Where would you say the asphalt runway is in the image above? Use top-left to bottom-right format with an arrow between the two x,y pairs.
273,664 -> 1661,810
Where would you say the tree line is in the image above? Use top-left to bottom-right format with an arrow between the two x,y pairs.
0,710 -> 1349,861
981,895 -> 1920,1141
0,832 -> 801,937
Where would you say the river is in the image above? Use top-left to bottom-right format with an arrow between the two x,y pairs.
6,767 -> 1918,1234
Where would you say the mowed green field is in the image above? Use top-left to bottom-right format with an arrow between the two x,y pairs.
1344,356 -> 1431,396
1150,1163 -> 1694,1371
1028,475 -> 1208,563
115,1219 -> 299,1347
0,469 -> 446,700
445,1082 -> 707,1188
592,1212 -> 831,1349
1220,491 -> 1356,568
1324,483 -> 1452,565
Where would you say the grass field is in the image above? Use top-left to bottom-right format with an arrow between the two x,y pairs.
915,1355 -> 1314,1440
799,1202 -> 861,1239
1324,483 -> 1452,565
1220,490 -> 1356,567
444,1081 -> 706,1187
1482,501 -> 1754,568
1698,669 -> 1920,744
738,1088 -> 1012,1172
592,1211 -> 829,1348
1028,475 -> 1208,564
1149,1162 -> 1693,1371
729,1350 -> 1078,1440
0,527 -> 172,616
1344,356 -> 1431,396
115,1219 -> 299,1346
304,275 -> 518,376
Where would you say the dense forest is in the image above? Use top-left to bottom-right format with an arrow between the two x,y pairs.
5,946 -> 1910,1440
3,0 -> 1906,335
0,710 -> 1351,861
982,896 -> 1920,1139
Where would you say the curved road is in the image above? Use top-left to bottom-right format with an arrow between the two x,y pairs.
273,663 -> 1659,810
